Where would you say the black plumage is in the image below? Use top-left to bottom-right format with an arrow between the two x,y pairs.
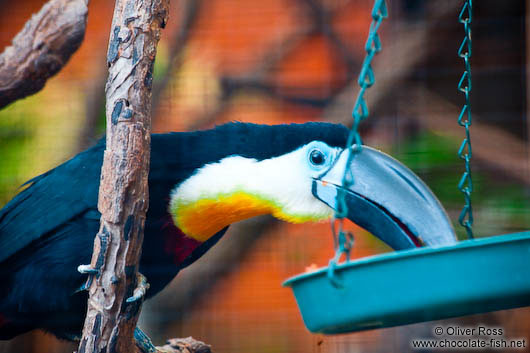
0,122 -> 348,340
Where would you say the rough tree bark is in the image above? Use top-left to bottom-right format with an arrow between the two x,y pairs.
0,0 -> 89,109
78,1 -> 169,352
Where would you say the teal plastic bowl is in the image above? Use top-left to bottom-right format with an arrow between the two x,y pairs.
283,231 -> 530,334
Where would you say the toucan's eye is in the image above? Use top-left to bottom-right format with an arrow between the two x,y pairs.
309,149 -> 326,166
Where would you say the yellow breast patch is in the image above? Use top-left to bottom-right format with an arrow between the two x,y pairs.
171,191 -> 326,242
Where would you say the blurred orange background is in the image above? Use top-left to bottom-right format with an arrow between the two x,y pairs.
0,1 -> 529,352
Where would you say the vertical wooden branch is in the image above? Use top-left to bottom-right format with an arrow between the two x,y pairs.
78,1 -> 169,353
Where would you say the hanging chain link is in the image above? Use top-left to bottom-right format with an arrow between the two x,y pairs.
457,0 -> 474,239
328,0 -> 388,283
329,1 -> 473,276
335,0 -> 388,218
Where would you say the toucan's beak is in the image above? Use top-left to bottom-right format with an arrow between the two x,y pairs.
313,147 -> 457,250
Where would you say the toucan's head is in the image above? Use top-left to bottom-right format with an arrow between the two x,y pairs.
168,122 -> 456,249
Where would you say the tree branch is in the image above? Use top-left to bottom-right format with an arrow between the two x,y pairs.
158,337 -> 211,353
0,0 -> 89,109
78,1 -> 169,352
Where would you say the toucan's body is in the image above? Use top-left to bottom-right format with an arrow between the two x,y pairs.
0,122 -> 455,341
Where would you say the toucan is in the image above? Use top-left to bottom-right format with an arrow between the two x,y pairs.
0,122 -> 455,344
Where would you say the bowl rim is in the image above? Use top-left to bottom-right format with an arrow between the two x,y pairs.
282,231 -> 530,287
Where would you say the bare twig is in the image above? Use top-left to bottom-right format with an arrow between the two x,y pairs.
157,337 -> 212,353
78,1 -> 169,352
0,0 -> 89,109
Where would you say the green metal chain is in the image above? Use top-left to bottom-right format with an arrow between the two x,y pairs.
329,0 -> 388,276
457,0 -> 474,239
329,1 -> 473,268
